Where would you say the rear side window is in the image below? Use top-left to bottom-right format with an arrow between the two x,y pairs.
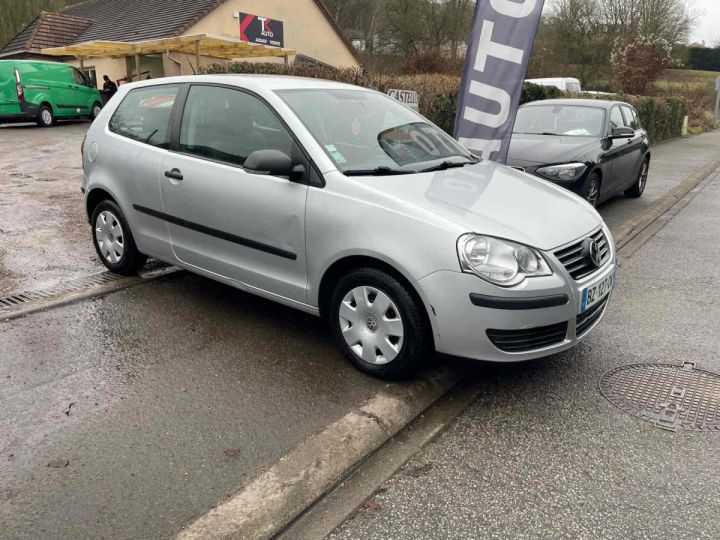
179,85 -> 293,166
109,85 -> 179,148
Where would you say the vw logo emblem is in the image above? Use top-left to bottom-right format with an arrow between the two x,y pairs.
365,316 -> 379,333
582,238 -> 603,268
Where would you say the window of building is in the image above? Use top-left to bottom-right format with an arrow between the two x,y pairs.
109,85 -> 179,148
179,85 -> 293,167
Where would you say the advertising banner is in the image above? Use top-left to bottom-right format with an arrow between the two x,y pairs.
454,0 -> 545,163
235,12 -> 284,48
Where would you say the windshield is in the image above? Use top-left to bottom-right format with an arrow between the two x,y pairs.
513,105 -> 605,137
276,89 -> 475,173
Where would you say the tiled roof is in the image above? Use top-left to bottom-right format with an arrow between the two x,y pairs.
0,12 -> 92,56
62,0 -> 226,43
0,0 -> 359,64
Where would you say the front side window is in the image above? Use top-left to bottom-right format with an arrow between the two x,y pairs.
179,85 -> 293,166
514,105 -> 605,137
109,85 -> 179,148
621,106 -> 639,130
71,67 -> 89,86
609,106 -> 625,130
276,89 -> 473,173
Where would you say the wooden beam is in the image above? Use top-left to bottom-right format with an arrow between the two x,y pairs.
135,54 -> 140,81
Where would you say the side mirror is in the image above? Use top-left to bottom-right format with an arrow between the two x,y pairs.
611,126 -> 634,139
244,149 -> 305,182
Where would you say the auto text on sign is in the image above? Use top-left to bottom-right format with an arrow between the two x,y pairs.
234,12 -> 284,48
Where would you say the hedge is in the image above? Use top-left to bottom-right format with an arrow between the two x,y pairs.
200,62 -> 688,142
688,47 -> 720,72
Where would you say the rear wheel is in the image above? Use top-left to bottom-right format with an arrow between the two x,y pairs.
37,105 -> 54,127
329,268 -> 433,379
91,200 -> 147,275
625,158 -> 649,198
582,172 -> 601,208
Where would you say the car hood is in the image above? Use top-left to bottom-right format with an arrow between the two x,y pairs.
349,161 -> 602,251
507,133 -> 598,166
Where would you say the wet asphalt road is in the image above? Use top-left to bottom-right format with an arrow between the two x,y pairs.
0,276 -> 390,538
1,124 -> 720,538
330,172 -> 720,539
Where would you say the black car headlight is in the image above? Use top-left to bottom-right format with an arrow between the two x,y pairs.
537,162 -> 587,181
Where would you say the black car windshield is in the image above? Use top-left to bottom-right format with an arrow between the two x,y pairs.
513,105 -> 605,137
276,89 -> 475,173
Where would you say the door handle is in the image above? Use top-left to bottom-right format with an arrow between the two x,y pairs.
164,168 -> 183,181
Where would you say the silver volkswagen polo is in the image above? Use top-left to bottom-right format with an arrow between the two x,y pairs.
82,75 -> 615,378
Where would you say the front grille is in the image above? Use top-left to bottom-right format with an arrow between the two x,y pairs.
487,321 -> 568,353
576,294 -> 609,336
554,229 -> 610,281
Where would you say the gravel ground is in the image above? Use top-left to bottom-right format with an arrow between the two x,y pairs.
0,122 -> 99,295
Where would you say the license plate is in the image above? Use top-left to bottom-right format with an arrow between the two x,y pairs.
580,272 -> 614,314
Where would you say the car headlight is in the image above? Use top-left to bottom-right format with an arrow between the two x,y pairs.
537,162 -> 587,181
457,234 -> 552,286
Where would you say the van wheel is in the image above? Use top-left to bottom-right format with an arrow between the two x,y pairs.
329,268 -> 432,379
91,200 -> 147,275
91,102 -> 102,119
37,105 -> 54,127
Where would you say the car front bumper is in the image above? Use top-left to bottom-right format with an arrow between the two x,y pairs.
417,259 -> 616,362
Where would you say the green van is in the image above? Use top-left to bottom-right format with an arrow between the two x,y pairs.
0,60 -> 103,127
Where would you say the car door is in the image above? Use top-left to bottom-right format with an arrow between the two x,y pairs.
605,105 -> 636,193
159,84 -> 309,303
69,66 -> 97,112
620,105 -> 645,186
41,63 -> 77,118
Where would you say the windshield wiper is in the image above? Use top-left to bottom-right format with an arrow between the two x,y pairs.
418,160 -> 476,173
343,166 -> 415,176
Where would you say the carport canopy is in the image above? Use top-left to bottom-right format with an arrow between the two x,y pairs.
41,33 -> 296,61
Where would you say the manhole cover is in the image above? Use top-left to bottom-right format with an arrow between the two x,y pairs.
599,362 -> 720,432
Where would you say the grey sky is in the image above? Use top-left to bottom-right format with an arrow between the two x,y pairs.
689,0 -> 719,46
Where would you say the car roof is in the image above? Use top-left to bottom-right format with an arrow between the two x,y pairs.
121,74 -> 364,93
521,98 -> 629,109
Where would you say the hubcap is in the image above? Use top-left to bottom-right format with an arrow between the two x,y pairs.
41,110 -> 52,125
95,211 -> 124,264
339,286 -> 404,365
93,105 -> 102,118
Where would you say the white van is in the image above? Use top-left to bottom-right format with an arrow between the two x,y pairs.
526,77 -> 582,93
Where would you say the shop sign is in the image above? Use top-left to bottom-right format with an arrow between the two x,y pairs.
235,12 -> 284,48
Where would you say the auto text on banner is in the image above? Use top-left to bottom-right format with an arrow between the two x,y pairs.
454,0 -> 545,163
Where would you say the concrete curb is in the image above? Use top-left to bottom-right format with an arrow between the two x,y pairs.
613,159 -> 720,250
176,368 -> 460,540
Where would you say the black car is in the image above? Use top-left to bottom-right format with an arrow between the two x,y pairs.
507,99 -> 651,207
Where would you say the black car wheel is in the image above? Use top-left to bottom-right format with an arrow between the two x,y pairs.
625,158 -> 649,198
582,172 -> 601,208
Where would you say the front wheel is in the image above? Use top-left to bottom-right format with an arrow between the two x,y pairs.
329,268 -> 433,379
91,102 -> 102,120
625,158 -> 649,198
582,172 -> 601,208
91,200 -> 147,275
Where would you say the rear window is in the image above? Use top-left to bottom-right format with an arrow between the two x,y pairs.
109,85 -> 179,148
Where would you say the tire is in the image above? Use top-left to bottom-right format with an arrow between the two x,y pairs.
36,105 -> 54,127
90,102 -> 102,120
625,158 -> 649,198
328,267 -> 433,379
91,200 -> 147,275
581,172 -> 601,208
